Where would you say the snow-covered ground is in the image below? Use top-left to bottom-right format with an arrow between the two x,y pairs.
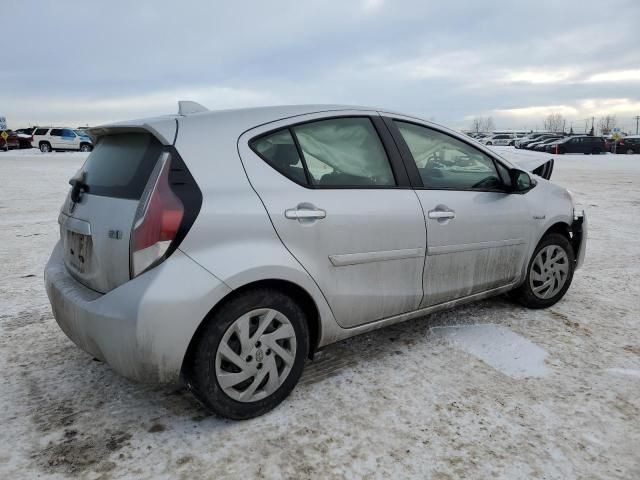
1,148 -> 639,479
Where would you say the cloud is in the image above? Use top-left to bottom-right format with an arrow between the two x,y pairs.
361,0 -> 385,13
587,69 -> 640,83
2,0 -> 640,131
503,69 -> 577,85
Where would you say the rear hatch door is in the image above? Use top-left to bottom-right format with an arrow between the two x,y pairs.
59,132 -> 166,293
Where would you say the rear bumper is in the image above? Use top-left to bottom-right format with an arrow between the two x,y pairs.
572,210 -> 587,269
45,242 -> 231,383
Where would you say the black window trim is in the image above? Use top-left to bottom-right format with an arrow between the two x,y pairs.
248,114 -> 411,190
382,116 -> 517,194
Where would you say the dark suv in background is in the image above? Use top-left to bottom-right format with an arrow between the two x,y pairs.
612,137 -> 640,154
546,136 -> 605,154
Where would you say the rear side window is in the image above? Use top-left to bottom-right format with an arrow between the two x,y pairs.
293,117 -> 395,187
250,117 -> 396,188
83,133 -> 163,199
250,129 -> 306,185
50,129 -> 63,136
34,128 -> 49,135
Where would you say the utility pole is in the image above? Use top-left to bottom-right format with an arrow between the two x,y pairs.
634,115 -> 640,135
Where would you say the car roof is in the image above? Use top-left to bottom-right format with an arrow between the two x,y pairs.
90,104 -> 387,144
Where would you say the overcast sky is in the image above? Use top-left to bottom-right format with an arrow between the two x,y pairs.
3,0 -> 640,131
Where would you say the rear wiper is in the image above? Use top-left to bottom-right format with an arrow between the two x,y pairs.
69,171 -> 89,203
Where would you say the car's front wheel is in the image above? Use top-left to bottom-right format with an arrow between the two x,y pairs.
185,288 -> 309,419
511,233 -> 575,309
39,142 -> 52,153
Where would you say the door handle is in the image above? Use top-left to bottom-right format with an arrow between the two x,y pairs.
285,208 -> 326,220
428,210 -> 455,219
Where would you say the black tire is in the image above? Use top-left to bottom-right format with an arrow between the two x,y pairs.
185,288 -> 309,419
80,143 -> 93,152
39,142 -> 51,153
591,147 -> 601,154
511,233 -> 575,309
626,148 -> 635,155
486,142 -> 492,146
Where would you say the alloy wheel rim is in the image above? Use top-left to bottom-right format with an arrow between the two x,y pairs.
215,308 -> 297,403
529,245 -> 569,299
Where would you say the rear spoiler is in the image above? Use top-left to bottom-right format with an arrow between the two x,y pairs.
87,116 -> 179,146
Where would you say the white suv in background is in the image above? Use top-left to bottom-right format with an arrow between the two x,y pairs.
31,127 -> 93,152
481,134 -> 516,146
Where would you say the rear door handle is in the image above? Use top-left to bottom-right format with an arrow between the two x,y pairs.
428,210 -> 455,219
285,208 -> 326,220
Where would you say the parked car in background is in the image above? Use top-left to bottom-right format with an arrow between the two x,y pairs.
611,136 -> 640,154
31,127 -> 93,152
45,103 -> 586,419
520,133 -> 562,150
523,135 -> 562,150
603,137 -> 616,152
481,133 -> 516,146
0,130 -> 20,151
531,136 -> 565,151
547,136 -> 605,154
515,133 -> 550,148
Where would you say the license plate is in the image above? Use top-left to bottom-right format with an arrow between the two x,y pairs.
66,230 -> 92,273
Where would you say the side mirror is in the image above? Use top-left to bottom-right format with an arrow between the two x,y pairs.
509,169 -> 535,192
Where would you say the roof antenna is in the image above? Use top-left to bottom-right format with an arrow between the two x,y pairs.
178,101 -> 209,115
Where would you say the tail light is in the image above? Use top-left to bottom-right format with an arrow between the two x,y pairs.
130,153 -> 184,277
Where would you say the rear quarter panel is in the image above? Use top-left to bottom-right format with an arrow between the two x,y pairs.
173,113 -> 341,347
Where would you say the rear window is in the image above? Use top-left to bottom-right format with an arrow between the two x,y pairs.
34,128 -> 49,135
83,133 -> 163,200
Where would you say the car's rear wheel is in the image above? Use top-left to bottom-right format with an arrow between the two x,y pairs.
627,148 -> 635,154
80,143 -> 93,152
185,288 -> 309,419
591,147 -> 602,154
39,142 -> 51,153
511,233 -> 575,309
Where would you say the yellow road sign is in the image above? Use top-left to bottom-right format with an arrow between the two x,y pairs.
0,131 -> 8,141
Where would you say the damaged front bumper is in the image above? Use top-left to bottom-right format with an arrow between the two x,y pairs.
571,210 -> 587,269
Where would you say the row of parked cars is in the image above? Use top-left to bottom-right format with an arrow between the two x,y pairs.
514,133 -> 608,154
0,127 -> 93,152
470,131 -> 639,154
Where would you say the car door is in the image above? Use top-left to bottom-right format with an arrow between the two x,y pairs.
238,113 -> 426,328
384,116 -> 532,307
49,128 -> 63,149
60,129 -> 78,150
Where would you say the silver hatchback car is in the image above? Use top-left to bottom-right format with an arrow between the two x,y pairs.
45,103 -> 586,419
